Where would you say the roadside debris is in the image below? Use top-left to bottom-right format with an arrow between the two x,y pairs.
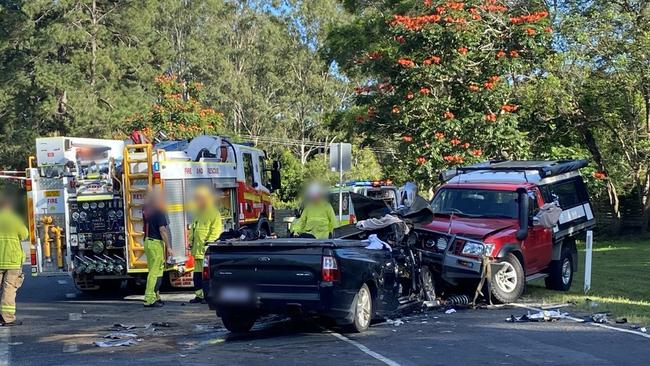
94,339 -> 140,348
385,318 -> 404,326
112,323 -> 139,330
587,313 -> 610,324
94,331 -> 142,347
507,310 -> 567,322
444,308 -> 457,315
150,321 -> 178,328
615,318 -> 628,324
104,332 -> 138,339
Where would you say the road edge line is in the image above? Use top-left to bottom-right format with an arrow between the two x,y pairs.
326,330 -> 402,366
511,303 -> 650,340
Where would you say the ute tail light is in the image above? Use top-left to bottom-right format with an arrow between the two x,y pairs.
202,255 -> 210,281
30,248 -> 37,266
321,255 -> 340,282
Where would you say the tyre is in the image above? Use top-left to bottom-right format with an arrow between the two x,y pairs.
220,312 -> 257,333
490,253 -> 525,303
349,284 -> 372,333
545,245 -> 574,291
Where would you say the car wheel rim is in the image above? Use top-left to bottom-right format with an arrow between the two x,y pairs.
356,287 -> 371,328
561,259 -> 571,285
495,262 -> 517,293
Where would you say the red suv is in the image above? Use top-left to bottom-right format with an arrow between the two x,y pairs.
419,160 -> 595,303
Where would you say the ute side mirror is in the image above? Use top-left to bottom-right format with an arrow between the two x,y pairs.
516,188 -> 529,241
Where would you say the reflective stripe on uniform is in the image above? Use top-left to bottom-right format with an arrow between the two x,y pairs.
0,305 -> 16,314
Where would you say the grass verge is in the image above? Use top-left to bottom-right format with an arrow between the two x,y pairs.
523,237 -> 650,326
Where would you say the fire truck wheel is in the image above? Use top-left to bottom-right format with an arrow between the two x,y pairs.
545,245 -> 574,291
220,312 -> 257,333
490,253 -> 525,303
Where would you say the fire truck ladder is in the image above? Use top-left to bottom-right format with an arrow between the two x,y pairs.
123,144 -> 153,270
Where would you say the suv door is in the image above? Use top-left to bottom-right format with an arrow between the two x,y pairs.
521,188 -> 552,274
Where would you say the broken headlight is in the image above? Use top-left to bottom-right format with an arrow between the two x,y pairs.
461,242 -> 484,256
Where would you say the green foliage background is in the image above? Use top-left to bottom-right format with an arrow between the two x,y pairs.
1,0 -> 649,232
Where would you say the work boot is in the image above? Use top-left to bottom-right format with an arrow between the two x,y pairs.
1,320 -> 23,327
188,297 -> 205,304
144,301 -> 164,308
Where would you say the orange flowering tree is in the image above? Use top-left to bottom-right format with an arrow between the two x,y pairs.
327,0 -> 552,182
121,74 -> 224,140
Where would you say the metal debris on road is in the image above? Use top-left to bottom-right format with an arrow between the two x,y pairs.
94,339 -> 140,348
444,309 -> 457,314
150,321 -> 178,328
104,332 -> 137,339
507,310 -> 567,322
112,323 -> 139,330
588,313 -> 610,324
385,319 -> 404,326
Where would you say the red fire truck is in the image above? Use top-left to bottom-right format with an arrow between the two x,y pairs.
25,135 -> 280,290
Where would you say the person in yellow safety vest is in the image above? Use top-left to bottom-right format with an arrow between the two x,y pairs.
291,183 -> 338,239
0,196 -> 29,326
142,190 -> 173,308
188,186 -> 222,304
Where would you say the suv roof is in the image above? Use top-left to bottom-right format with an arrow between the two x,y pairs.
441,160 -> 588,185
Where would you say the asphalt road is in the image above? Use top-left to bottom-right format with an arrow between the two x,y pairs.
3,269 -> 649,366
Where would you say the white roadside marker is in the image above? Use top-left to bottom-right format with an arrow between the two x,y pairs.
511,303 -> 650,340
326,330 -> 402,366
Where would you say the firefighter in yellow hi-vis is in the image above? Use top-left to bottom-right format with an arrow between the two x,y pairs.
188,186 -> 222,304
0,196 -> 29,326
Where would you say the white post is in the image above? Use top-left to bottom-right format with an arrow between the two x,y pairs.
584,230 -> 593,294
338,143 -> 343,221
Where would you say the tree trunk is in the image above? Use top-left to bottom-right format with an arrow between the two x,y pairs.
577,120 -> 622,234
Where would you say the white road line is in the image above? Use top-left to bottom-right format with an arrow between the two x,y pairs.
326,330 -> 402,366
511,303 -> 650,340
0,327 -> 9,366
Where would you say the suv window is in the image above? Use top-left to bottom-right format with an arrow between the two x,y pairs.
547,178 -> 588,209
431,188 -> 518,219
243,152 -> 254,187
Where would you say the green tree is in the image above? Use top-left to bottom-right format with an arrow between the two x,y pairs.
121,74 -> 224,140
326,0 -> 552,187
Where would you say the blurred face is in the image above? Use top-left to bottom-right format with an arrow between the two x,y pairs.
147,191 -> 166,211
195,192 -> 208,210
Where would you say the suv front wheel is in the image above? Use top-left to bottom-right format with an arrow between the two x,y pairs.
490,253 -> 525,303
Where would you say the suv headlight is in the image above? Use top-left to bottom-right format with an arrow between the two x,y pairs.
483,243 -> 495,256
461,242 -> 485,256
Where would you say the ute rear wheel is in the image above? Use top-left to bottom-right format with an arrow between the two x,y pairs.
546,245 -> 574,291
220,312 -> 257,333
349,284 -> 372,333
490,253 -> 525,303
